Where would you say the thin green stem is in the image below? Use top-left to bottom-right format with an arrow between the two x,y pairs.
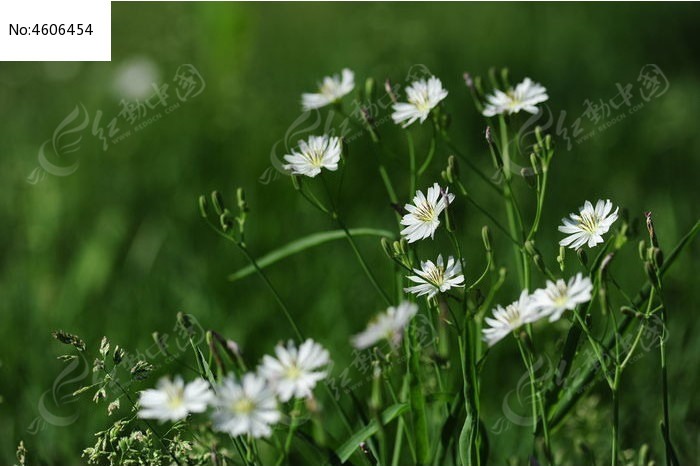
417,123 -> 437,176
407,131 -> 416,197
337,219 -> 392,305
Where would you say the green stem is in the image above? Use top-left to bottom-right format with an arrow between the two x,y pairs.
548,220 -> 698,429
407,131 -> 416,197
611,370 -> 620,466
337,219 -> 392,305
417,123 -> 437,176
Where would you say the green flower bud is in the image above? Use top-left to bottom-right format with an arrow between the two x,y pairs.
481,225 -> 492,252
211,190 -> 225,215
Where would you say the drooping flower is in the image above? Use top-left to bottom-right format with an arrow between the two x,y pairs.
405,255 -> 465,299
211,373 -> 281,438
302,68 -> 355,111
482,290 -> 541,347
138,376 -> 212,422
283,135 -> 341,178
351,301 -> 418,349
482,77 -> 549,117
391,76 -> 448,127
400,183 -> 455,243
558,199 -> 619,250
531,273 -> 593,322
259,339 -> 330,402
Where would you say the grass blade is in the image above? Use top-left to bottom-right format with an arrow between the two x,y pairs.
336,403 -> 409,463
227,228 -> 395,282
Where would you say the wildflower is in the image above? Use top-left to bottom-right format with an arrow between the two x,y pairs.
531,273 -> 593,322
482,290 -> 541,347
259,339 -> 330,402
482,77 -> 548,117
405,255 -> 465,299
352,301 -> 418,349
138,376 -> 212,422
302,68 -> 355,111
283,135 -> 341,178
400,183 -> 455,243
211,373 -> 280,438
558,199 -> 619,250
391,76 -> 448,127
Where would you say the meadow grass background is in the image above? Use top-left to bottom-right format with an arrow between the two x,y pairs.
1,2 -> 699,463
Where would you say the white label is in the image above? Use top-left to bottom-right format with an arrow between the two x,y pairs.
0,0 -> 110,61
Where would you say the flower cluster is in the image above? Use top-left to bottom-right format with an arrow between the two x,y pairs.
482,273 -> 593,346
138,338 -> 330,438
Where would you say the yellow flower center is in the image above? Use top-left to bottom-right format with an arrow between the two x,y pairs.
233,398 -> 255,415
414,201 -> 437,223
285,365 -> 302,381
578,212 -> 600,233
165,387 -> 184,410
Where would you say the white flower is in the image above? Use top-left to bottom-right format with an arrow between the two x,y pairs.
405,255 -> 465,299
400,183 -> 455,243
138,376 -> 212,422
302,68 -> 355,111
211,373 -> 281,438
259,339 -> 330,402
558,199 -> 619,250
351,301 -> 418,349
482,290 -> 541,347
391,76 -> 448,127
531,273 -> 593,322
283,135 -> 341,178
482,77 -> 549,117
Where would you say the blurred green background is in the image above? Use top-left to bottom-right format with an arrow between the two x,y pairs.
1,2 -> 699,464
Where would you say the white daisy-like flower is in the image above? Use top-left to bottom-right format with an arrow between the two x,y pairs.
391,76 -> 448,127
482,290 -> 542,347
302,68 -> 355,111
351,301 -> 418,349
400,183 -> 455,243
530,273 -> 593,322
482,77 -> 549,117
137,376 -> 212,422
405,255 -> 465,299
283,135 -> 341,178
558,199 -> 619,250
211,373 -> 281,438
259,339 -> 330,402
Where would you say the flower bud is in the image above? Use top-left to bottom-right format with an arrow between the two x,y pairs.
645,211 -> 659,247
557,246 -> 566,272
364,77 -> 375,102
599,253 -> 614,278
529,152 -> 539,176
198,195 -> 209,219
112,345 -> 124,365
652,247 -> 664,269
384,78 -> 397,104
236,187 -> 248,213
577,248 -> 588,267
638,240 -> 646,262
481,225 -> 492,252
211,190 -> 225,215
380,237 -> 393,259
442,155 -> 458,184
485,126 -> 494,146
521,168 -> 536,187
463,72 -> 473,89
644,261 -> 657,283
99,336 -> 110,358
